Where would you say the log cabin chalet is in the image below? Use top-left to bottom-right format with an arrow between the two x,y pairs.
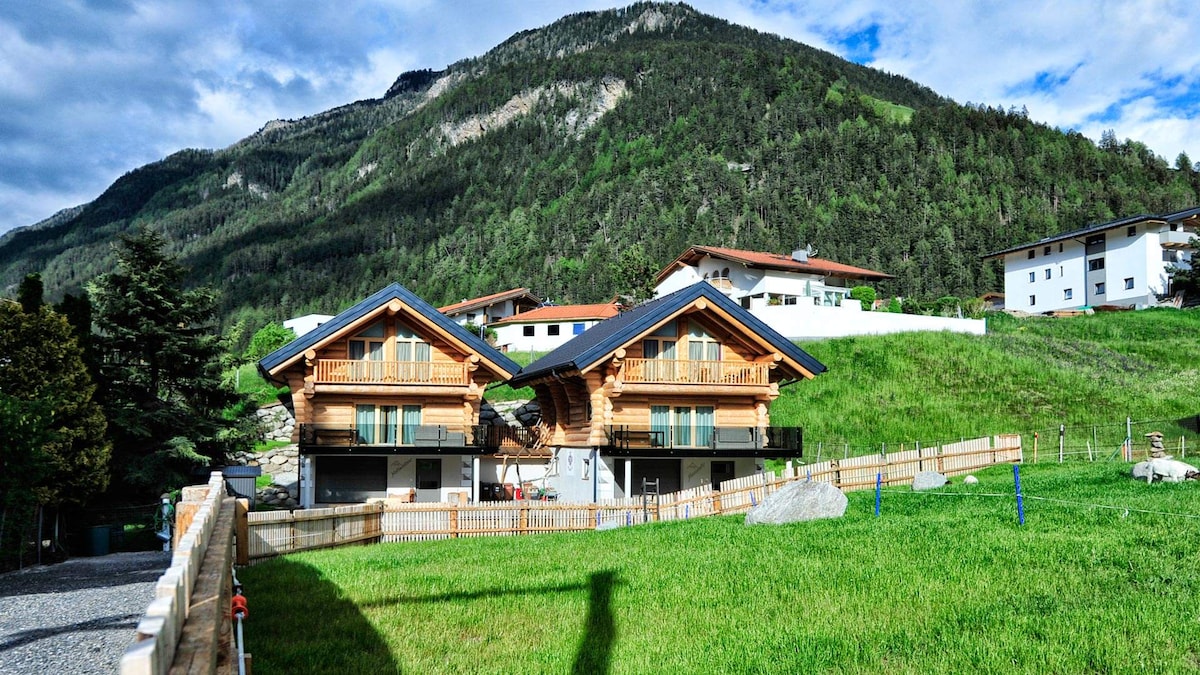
258,283 -> 520,505
508,282 -> 826,501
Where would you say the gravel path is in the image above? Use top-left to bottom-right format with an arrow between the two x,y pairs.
0,551 -> 171,674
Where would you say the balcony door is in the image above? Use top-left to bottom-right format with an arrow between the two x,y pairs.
652,404 -> 715,447
349,335 -> 384,381
686,320 -> 721,383
396,324 -> 431,382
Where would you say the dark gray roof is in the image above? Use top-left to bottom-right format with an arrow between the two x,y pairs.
982,207 -> 1200,260
509,282 -> 826,387
258,282 -> 520,377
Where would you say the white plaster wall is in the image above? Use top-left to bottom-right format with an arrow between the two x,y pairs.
386,454 -> 473,503
1105,232 -> 1153,304
283,314 -> 334,337
545,447 -> 598,502
750,303 -> 985,339
656,266 -> 703,296
493,320 -> 597,352
1003,241 -> 1086,312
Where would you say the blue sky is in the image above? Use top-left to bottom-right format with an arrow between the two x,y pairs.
1,0 -> 1198,234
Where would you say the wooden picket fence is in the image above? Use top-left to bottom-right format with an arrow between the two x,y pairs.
241,434 -> 1021,561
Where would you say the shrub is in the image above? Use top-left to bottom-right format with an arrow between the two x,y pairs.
849,286 -> 876,311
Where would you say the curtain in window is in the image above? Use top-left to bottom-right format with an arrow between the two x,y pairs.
650,406 -> 670,447
674,407 -> 692,446
695,406 -> 714,448
415,342 -> 431,381
401,405 -> 421,445
356,405 -> 376,444
380,406 -> 398,445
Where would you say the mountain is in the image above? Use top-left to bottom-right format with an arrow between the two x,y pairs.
2,2 -> 1198,333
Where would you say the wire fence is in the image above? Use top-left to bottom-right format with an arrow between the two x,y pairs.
801,414 -> 1200,466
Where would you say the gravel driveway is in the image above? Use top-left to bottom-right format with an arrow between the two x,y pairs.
0,551 -> 171,674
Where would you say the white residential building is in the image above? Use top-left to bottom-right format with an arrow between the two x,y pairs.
654,245 -> 985,338
438,287 -> 542,327
984,207 -> 1200,313
491,303 -> 620,352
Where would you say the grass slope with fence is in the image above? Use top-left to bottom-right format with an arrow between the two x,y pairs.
239,461 -> 1200,674
777,308 -> 1200,457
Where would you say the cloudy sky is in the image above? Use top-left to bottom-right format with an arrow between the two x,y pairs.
2,0 -> 1198,234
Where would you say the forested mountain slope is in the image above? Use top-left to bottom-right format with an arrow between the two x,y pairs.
2,2 -> 1198,330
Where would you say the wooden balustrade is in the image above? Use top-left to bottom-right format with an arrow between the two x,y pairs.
619,358 -> 768,385
314,359 -> 469,385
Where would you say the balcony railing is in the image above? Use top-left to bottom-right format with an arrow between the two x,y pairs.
619,359 -> 769,385
604,425 -> 802,454
314,359 -> 469,385
300,423 -> 472,450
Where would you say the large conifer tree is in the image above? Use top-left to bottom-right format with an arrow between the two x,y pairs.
89,227 -> 255,500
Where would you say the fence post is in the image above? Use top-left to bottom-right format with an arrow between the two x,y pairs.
874,473 -> 882,517
1058,424 -> 1064,463
1126,417 -> 1133,461
450,505 -> 459,539
235,499 -> 249,566
588,504 -> 598,529
712,491 -> 723,515
518,505 -> 529,534
1033,432 -> 1039,464
1013,464 -> 1025,526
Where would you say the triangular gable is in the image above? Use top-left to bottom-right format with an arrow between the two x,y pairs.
510,282 -> 826,387
259,283 -> 520,379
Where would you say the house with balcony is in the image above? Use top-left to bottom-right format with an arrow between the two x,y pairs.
506,282 -> 826,501
490,302 -> 621,352
438,287 -> 542,327
983,207 -> 1200,313
258,283 -> 521,506
654,244 -> 985,338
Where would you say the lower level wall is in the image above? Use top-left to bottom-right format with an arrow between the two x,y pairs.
750,302 -> 985,339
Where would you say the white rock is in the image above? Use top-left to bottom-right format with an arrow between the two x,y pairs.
963,475 -> 979,485
745,481 -> 847,525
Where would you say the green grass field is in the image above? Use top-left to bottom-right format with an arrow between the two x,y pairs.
240,461 -> 1200,674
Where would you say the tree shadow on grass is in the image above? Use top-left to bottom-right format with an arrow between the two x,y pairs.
238,557 -> 399,674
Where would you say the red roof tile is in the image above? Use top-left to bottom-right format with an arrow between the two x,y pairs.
492,303 -> 620,324
656,245 -> 893,284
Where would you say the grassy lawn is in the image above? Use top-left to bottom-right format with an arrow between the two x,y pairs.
240,461 -> 1200,674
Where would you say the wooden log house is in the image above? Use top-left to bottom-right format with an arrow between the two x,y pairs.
507,282 -> 826,501
258,283 -> 520,505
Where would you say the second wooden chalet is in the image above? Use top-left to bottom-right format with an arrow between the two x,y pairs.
258,283 -> 521,506
507,282 -> 826,501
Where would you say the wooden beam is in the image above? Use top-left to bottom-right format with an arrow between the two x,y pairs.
170,496 -> 235,674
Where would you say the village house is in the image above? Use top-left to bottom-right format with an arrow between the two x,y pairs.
438,287 -> 541,327
654,244 -> 985,338
489,302 -> 621,352
983,207 -> 1200,312
507,282 -> 825,501
258,283 -> 521,506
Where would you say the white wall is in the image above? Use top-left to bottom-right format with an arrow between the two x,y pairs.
750,301 -> 985,339
1002,239 -> 1087,312
284,314 -> 334,337
493,320 -> 598,352
385,454 -> 474,503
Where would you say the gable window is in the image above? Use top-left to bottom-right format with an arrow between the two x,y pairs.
687,320 -> 722,382
1028,271 -> 1036,283
642,323 -> 678,381
572,322 -> 586,335
1095,282 -> 1106,295
547,324 -> 561,336
1064,289 -> 1073,300
1043,246 -> 1051,256
1124,277 -> 1134,290
1044,268 -> 1052,280
395,323 -> 431,381
349,321 -> 385,381
523,325 -> 535,337
1088,258 -> 1105,271
1027,250 -> 1036,259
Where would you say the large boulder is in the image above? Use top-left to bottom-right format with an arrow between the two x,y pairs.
744,481 -> 847,525
912,471 -> 948,491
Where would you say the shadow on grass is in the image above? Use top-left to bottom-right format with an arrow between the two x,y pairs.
572,570 -> 617,675
239,557 -> 399,674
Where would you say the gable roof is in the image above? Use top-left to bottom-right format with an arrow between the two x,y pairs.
437,287 -> 541,315
656,245 -> 893,285
491,303 -> 619,324
981,206 -> 1200,260
509,282 -> 826,387
258,282 -> 520,378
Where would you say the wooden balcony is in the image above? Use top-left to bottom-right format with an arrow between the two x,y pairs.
314,359 -> 469,385
604,425 -> 802,456
299,424 -> 477,453
619,358 -> 769,386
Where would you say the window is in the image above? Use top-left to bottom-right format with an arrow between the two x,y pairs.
395,323 -> 431,381
1027,250 -> 1036,259
355,404 -> 419,445
1095,282 -> 1106,295
1064,289 -> 1073,300
1043,246 -> 1051,256
1124,277 -> 1134,290
349,322 -> 386,380
415,458 -> 441,490
1088,258 -> 1105,271
687,320 -> 722,382
1044,268 -> 1052,280
1059,266 -> 1064,277
572,322 -> 586,335
1028,271 -> 1036,283
1059,243 -> 1064,253
651,405 -> 715,447
547,324 -> 561,336
1163,250 -> 1179,263
466,313 -> 476,322
523,325 -> 535,337
1127,226 -> 1137,237
1029,295 -> 1036,306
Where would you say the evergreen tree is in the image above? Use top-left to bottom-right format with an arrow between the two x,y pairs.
88,227 -> 256,500
17,273 -> 43,313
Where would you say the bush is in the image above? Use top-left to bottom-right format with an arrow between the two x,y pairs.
935,296 -> 962,317
886,297 -> 902,313
849,286 -> 877,311
245,322 -> 297,362
464,322 -> 498,344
